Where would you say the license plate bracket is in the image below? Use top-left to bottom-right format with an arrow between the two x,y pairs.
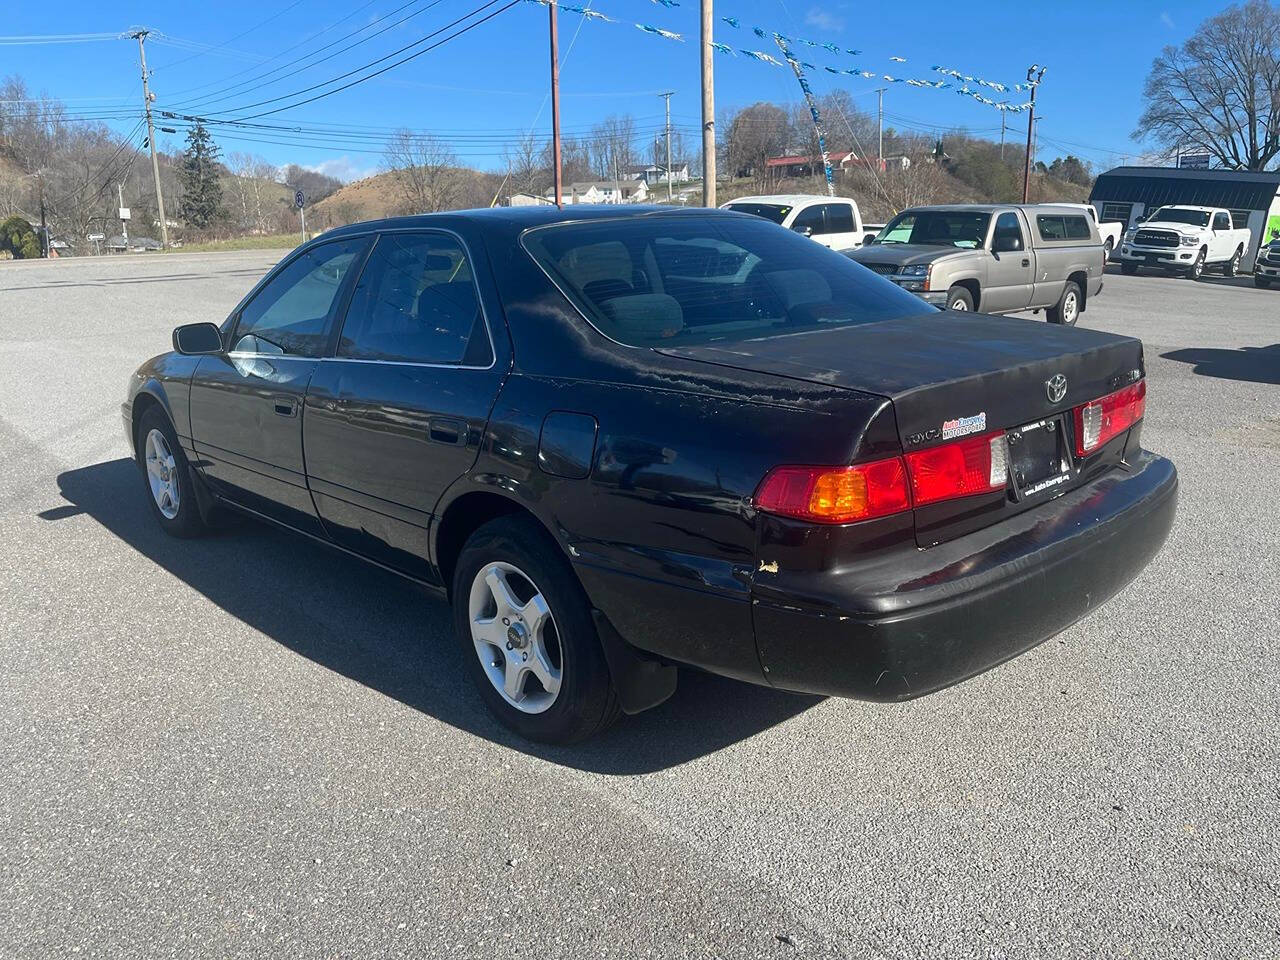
1005,416 -> 1072,498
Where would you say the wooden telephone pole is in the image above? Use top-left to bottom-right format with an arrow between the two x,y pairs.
549,3 -> 563,207
1021,65 -> 1045,204
700,0 -> 715,206
131,30 -> 169,249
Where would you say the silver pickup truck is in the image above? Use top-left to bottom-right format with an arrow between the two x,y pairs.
848,203 -> 1106,325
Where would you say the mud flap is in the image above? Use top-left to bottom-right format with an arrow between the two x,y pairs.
592,610 -> 678,715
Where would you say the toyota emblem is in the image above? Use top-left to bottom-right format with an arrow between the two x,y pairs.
1046,374 -> 1068,404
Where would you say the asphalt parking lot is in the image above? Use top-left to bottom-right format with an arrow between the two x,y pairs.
2,250 -> 1277,958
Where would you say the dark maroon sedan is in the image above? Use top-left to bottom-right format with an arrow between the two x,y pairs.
123,207 -> 1177,742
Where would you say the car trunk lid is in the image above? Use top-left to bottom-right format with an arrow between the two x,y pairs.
657,311 -> 1145,544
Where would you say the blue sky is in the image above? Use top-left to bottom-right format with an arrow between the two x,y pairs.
4,0 -> 1222,180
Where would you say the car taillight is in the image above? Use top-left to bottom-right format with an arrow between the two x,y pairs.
904,430 -> 1008,506
755,457 -> 911,523
1073,380 -> 1145,455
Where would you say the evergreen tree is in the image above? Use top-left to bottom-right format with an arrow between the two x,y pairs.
177,122 -> 225,229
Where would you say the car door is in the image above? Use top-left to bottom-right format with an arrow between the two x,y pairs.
811,201 -> 859,251
303,229 -> 508,580
789,204 -> 825,243
982,210 -> 1034,313
1211,211 -> 1232,259
188,235 -> 370,535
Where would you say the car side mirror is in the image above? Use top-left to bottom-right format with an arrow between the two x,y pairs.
993,235 -> 1022,253
794,224 -> 813,237
863,233 -> 878,246
172,322 -> 223,355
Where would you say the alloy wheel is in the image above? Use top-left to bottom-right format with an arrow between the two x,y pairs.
950,298 -> 968,311
468,561 -> 563,714
1062,291 -> 1078,324
144,428 -> 180,520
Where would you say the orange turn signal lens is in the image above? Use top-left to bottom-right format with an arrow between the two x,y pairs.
755,458 -> 912,524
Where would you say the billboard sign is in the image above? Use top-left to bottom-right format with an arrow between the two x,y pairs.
1178,153 -> 1211,169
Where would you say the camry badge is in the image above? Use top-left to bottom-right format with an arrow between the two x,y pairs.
1046,374 -> 1068,404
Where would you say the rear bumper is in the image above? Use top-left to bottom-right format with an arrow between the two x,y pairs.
752,449 -> 1178,701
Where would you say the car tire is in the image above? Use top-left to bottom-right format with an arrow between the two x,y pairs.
1255,275 -> 1272,288
1120,262 -> 1139,276
1186,249 -> 1206,280
452,515 -> 621,744
1103,238 -> 1114,262
1047,280 -> 1081,326
1223,248 -> 1242,277
945,286 -> 974,312
136,406 -> 207,538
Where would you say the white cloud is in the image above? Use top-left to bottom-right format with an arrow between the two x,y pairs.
303,156 -> 376,183
804,8 -> 845,32
1160,11 -> 1174,28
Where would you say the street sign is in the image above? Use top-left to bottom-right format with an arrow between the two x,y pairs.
294,190 -> 305,209
119,207 -> 131,221
1179,153 -> 1211,170
87,233 -> 105,242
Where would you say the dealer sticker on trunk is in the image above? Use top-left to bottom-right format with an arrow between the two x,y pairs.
941,412 -> 987,440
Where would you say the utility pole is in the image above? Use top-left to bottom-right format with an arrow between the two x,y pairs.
36,172 -> 48,258
876,88 -> 885,168
1021,64 -> 1045,204
132,29 -> 169,249
548,3 -> 563,207
118,183 -> 128,245
659,91 -> 674,202
700,0 -> 715,207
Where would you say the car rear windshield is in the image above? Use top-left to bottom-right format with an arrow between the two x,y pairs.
1150,208 -> 1211,227
723,202 -> 791,224
522,215 -> 930,348
874,211 -> 990,248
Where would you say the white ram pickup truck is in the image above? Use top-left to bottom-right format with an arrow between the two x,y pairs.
1116,205 -> 1251,280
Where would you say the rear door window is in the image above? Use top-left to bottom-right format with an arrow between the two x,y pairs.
232,237 -> 368,356
337,232 -> 490,366
819,203 -> 855,234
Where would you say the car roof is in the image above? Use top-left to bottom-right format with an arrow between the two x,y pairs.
723,194 -> 853,206
322,204 -> 745,239
1149,204 -> 1219,212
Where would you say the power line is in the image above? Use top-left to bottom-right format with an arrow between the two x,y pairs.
159,0 -> 384,101
142,0 -> 309,73
168,0 -> 447,111
198,0 -> 522,122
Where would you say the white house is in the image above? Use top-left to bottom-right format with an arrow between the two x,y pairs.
544,179 -> 650,204
627,163 -> 691,186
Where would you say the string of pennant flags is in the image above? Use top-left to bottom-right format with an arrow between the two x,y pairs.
522,0 -> 1034,112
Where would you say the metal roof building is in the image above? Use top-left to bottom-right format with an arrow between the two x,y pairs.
1089,166 -> 1280,269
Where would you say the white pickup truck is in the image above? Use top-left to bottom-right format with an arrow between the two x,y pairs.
1057,203 -> 1123,260
720,195 -> 869,252
1116,205 -> 1251,280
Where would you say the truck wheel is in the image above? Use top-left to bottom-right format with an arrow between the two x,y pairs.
1047,280 -> 1081,326
1103,239 -> 1114,262
1186,249 -> 1206,280
1120,262 -> 1139,276
1223,248 -> 1242,277
452,515 -> 621,744
945,286 -> 974,312
1255,275 -> 1272,288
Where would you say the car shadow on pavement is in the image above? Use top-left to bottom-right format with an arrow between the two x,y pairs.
1161,344 -> 1280,385
48,458 -> 821,774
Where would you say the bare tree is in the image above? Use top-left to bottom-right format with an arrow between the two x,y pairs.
588,114 -> 638,180
502,132 -> 545,197
1135,0 -> 1280,170
226,153 -> 281,233
383,130 -> 464,213
725,103 -> 790,191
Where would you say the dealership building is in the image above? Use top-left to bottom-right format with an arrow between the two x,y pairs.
1089,166 -> 1280,269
